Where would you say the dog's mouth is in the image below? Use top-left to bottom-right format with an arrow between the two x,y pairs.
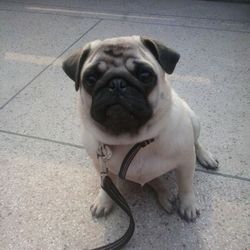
104,104 -> 139,134
106,104 -> 135,119
90,90 -> 152,135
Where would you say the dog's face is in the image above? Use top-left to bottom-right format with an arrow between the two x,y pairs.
63,36 -> 179,136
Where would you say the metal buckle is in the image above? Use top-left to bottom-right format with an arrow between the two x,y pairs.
97,144 -> 112,185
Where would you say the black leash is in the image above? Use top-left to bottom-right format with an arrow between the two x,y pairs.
91,139 -> 154,250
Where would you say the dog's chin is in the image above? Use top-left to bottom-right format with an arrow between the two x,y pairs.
92,104 -> 151,135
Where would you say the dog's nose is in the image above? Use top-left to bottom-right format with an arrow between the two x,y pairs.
108,78 -> 127,92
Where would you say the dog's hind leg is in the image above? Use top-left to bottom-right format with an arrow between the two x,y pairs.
148,176 -> 174,214
195,142 -> 219,170
190,111 -> 219,170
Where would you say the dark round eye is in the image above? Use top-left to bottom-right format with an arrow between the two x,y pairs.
138,70 -> 153,82
85,75 -> 97,87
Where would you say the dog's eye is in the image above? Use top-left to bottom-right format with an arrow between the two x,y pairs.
138,70 -> 153,82
85,75 -> 97,87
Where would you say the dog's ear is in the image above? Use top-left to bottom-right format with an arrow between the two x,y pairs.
62,46 -> 91,91
141,37 -> 180,74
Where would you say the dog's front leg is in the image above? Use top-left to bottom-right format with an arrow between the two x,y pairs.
90,161 -> 116,217
90,187 -> 114,217
175,152 -> 200,222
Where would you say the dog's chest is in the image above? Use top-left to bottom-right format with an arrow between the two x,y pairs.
107,141 -> 176,185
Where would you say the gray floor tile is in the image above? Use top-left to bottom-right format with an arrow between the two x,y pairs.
0,133 -> 249,250
1,1 -> 250,34
0,9 -> 99,107
2,0 -> 250,22
0,63 -> 83,145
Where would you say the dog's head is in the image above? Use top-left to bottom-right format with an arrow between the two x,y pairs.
62,36 -> 179,136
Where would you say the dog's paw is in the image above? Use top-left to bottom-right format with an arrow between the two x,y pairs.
158,194 -> 174,214
198,151 -> 219,170
196,145 -> 219,170
177,194 -> 200,222
90,190 -> 113,217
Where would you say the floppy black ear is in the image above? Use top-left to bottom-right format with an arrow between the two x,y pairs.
62,46 -> 90,91
141,37 -> 180,74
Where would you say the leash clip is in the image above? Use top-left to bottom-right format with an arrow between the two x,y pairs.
97,144 -> 112,185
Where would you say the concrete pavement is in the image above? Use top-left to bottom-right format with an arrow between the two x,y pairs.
0,1 -> 250,249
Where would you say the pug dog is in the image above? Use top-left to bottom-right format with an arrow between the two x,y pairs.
62,36 -> 218,222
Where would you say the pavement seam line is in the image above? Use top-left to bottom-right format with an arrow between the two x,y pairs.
196,168 -> 250,182
0,129 -> 249,183
0,129 -> 84,149
1,8 -> 250,35
0,19 -> 102,110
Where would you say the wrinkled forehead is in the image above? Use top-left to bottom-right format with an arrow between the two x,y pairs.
94,42 -> 140,60
99,42 -> 136,55
85,39 -> 153,69
99,36 -> 139,52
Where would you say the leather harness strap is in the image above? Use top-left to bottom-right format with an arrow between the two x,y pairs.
91,139 -> 154,250
119,139 -> 155,179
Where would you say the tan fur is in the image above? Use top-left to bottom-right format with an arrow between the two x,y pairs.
69,36 -> 218,221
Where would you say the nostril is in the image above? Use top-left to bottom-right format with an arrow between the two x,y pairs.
108,78 -> 127,91
120,80 -> 126,90
108,81 -> 116,91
